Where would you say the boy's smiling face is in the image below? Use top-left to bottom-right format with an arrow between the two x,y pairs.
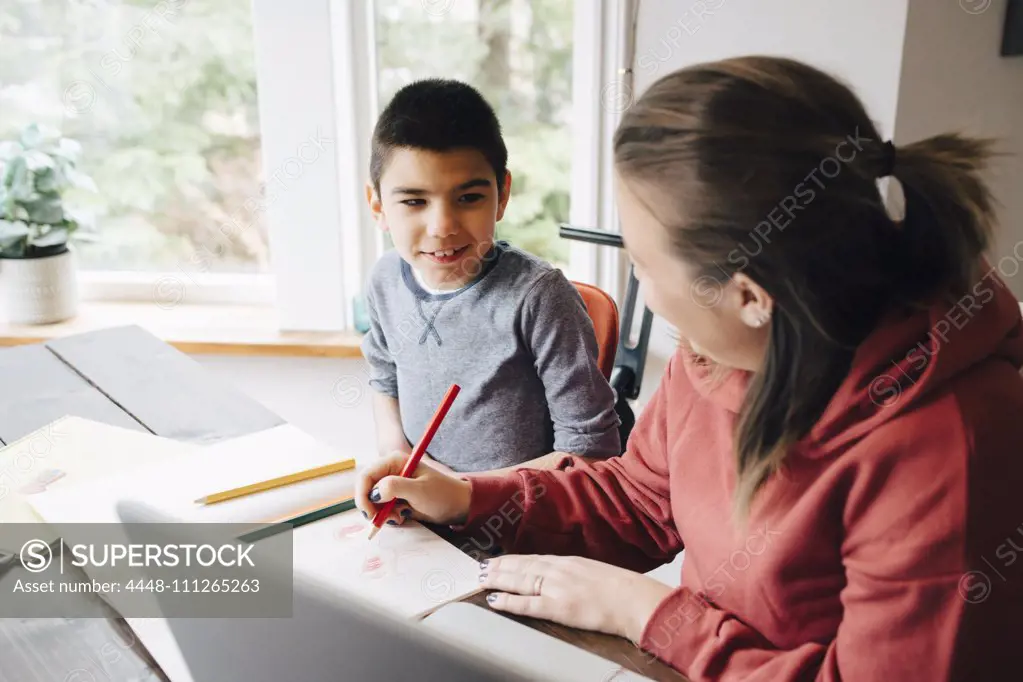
367,147 -> 511,290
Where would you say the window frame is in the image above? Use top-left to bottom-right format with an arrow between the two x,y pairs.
78,0 -> 636,327
78,271 -> 274,306
567,0 -> 638,298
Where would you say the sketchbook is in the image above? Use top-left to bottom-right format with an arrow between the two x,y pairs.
292,508 -> 483,619
22,420 -> 361,682
25,419 -> 482,681
27,422 -> 362,526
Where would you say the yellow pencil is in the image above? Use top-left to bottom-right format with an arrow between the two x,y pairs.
194,459 -> 357,505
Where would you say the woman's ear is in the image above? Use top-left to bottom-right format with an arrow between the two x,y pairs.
732,272 -> 773,329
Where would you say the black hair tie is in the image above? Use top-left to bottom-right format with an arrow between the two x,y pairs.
878,140 -> 896,178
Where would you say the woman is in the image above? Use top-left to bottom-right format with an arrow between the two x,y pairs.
355,56 -> 1023,681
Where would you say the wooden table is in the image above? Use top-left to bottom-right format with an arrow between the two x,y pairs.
0,326 -> 685,682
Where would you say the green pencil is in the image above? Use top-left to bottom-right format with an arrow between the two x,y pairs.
238,497 -> 357,543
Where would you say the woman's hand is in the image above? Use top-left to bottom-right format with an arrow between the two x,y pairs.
354,453 -> 472,526
478,554 -> 673,643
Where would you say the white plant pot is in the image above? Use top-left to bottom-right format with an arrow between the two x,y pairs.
0,249 -> 79,324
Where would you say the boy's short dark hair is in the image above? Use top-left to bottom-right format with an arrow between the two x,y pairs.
370,78 -> 508,195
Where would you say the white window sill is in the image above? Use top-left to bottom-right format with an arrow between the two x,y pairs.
0,301 -> 364,358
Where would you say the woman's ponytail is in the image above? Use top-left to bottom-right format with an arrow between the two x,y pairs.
889,133 -> 1000,300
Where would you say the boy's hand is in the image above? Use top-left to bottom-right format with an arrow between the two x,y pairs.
372,393 -> 412,461
355,454 -> 472,526
470,451 -> 579,475
378,443 -> 454,474
378,442 -> 411,460
420,453 -> 456,475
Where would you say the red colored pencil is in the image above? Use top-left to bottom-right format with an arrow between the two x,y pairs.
367,384 -> 460,540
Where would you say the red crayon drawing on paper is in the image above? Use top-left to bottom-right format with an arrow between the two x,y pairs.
335,524 -> 364,540
18,469 -> 66,495
362,555 -> 384,574
330,520 -> 436,579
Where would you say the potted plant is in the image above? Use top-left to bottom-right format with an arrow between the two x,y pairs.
0,123 -> 98,324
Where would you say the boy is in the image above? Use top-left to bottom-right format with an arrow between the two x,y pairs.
361,78 -> 620,473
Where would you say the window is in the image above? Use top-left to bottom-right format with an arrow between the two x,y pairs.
371,0 -> 576,268
1,0 -> 632,328
0,0 -> 266,278
259,0 -> 630,331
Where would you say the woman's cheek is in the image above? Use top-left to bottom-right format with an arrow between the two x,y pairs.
644,290 -> 670,322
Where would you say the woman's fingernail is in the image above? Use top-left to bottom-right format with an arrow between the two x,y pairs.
478,573 -> 487,582
386,520 -> 398,526
361,510 -> 368,519
400,508 -> 412,518
369,488 -> 381,503
479,559 -> 489,569
486,593 -> 497,604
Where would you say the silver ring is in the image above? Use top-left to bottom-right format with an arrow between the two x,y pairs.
532,575 -> 543,596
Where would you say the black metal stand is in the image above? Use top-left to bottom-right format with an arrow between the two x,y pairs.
559,223 -> 654,400
559,224 -> 655,450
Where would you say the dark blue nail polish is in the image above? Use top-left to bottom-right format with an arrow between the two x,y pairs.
479,559 -> 489,569
486,593 -> 497,604
369,487 -> 381,503
386,520 -> 398,526
400,508 -> 412,518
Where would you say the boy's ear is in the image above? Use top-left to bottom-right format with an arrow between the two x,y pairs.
365,181 -> 388,231
495,170 -> 513,221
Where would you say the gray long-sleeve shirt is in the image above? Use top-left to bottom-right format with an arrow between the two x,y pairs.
361,241 -> 621,472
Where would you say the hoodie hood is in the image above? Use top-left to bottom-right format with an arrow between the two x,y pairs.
682,270 -> 1023,456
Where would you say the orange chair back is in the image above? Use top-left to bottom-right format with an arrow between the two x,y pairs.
572,281 -> 619,381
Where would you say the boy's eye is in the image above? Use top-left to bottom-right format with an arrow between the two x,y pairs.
400,199 -> 426,207
459,193 -> 485,204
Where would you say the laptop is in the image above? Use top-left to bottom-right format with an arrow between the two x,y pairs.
115,499 -> 541,682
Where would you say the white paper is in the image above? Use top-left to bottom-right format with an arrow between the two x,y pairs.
29,423 -> 362,528
27,422 -> 369,682
0,416 -> 198,536
292,509 -> 483,619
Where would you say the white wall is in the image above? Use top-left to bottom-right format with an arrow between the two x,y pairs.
634,0 -> 910,135
894,0 -> 1023,300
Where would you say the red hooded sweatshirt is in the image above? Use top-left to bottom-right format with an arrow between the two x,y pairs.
459,272 -> 1023,681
